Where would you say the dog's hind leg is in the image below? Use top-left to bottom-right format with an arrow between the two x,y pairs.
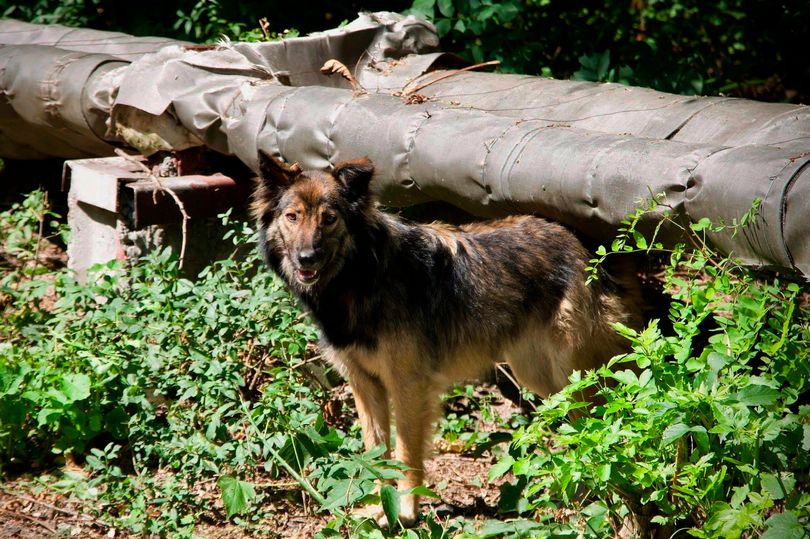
348,367 -> 391,453
503,325 -> 575,398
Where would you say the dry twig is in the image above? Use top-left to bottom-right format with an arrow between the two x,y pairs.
115,149 -> 190,269
402,60 -> 501,96
259,17 -> 271,40
495,363 -> 536,411
0,508 -> 57,533
1,490 -> 102,525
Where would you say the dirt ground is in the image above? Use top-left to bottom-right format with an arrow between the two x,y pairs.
0,442 -> 511,538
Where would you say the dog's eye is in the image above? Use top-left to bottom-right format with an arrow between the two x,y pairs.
322,213 -> 337,225
285,213 -> 297,223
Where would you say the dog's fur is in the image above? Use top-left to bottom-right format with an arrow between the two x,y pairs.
251,151 -> 641,525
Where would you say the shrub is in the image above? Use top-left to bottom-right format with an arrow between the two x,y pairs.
0,194 -> 395,535
406,0 -> 810,101
4,190 -> 809,538
489,200 -> 810,537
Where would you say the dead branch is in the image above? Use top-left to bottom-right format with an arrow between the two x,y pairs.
403,60 -> 501,96
0,508 -> 57,533
115,149 -> 190,269
259,17 -> 271,40
495,363 -> 537,411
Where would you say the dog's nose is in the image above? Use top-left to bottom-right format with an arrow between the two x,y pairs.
297,249 -> 317,266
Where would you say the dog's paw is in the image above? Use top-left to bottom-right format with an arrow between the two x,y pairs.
397,494 -> 419,528
352,498 -> 420,529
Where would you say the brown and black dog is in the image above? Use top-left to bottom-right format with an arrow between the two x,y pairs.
251,151 -> 641,526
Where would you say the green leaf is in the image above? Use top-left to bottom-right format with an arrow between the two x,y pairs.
707,352 -> 731,372
762,511 -> 805,539
661,423 -> 690,446
690,217 -> 713,232
410,0 -> 435,18
597,50 -> 611,80
409,485 -> 440,499
217,476 -> 257,518
730,485 -> 749,508
488,455 -> 515,481
737,384 -> 779,406
36,407 -> 62,427
705,503 -> 759,538
595,463 -> 611,482
511,457 -> 531,477
612,369 -> 638,386
380,485 -> 400,529
690,426 -> 710,452
437,0 -> 454,17
476,5 -> 498,21
60,373 -> 91,403
435,18 -> 451,36
685,357 -> 704,372
761,473 -> 795,500
632,230 -> 648,249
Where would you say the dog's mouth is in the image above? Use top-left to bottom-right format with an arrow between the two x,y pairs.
295,268 -> 320,285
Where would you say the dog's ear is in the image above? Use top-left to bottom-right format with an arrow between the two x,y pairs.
258,149 -> 301,187
333,157 -> 374,201
252,150 -> 302,221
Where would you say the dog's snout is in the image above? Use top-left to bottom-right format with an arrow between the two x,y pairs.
297,248 -> 317,266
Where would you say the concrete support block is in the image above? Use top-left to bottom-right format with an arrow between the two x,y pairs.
64,156 -> 251,281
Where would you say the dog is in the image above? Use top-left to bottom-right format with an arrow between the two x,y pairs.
251,151 -> 642,526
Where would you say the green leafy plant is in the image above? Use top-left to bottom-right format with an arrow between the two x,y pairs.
573,50 -> 635,86
5,189 -> 810,538
1,0 -> 99,27
406,0 -> 809,100
174,0 -> 246,41
489,198 -> 810,537
1,195 -> 355,533
1,194 -> 476,537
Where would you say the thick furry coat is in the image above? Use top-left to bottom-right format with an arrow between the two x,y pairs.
252,151 -> 641,525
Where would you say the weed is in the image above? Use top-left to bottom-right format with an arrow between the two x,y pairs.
0,194 -> 377,534
490,197 -> 810,537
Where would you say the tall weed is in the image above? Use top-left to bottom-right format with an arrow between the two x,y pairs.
0,194 -> 389,535
490,199 -> 810,537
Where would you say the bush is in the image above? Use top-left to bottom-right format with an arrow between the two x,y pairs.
488,200 -> 810,537
0,0 -> 410,43
0,193 -> 402,536
407,0 -> 810,101
3,190 -> 809,538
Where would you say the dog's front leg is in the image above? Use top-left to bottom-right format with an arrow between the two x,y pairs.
348,367 -> 391,453
388,375 -> 439,527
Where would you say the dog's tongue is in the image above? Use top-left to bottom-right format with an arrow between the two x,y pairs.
299,269 -> 316,279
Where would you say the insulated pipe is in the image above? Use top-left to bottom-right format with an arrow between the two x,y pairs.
211,83 -> 809,276
0,44 -> 126,158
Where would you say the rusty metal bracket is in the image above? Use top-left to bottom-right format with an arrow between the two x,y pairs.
119,174 -> 252,228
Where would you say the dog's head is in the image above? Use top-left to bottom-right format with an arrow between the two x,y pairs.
251,150 -> 375,292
